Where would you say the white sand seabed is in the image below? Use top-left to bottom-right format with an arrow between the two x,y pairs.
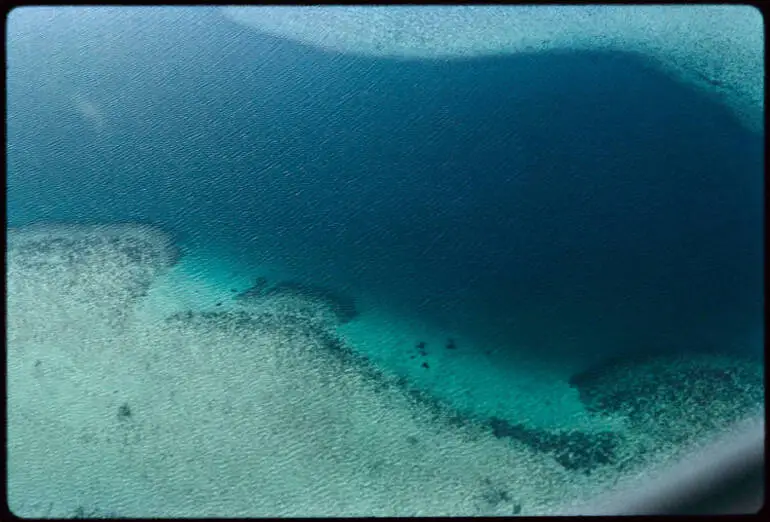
221,5 -> 764,133
155,242 -> 623,433
8,223 -> 621,517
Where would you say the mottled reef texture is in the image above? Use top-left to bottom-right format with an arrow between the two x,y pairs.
165,307 -> 639,477
234,276 -> 359,325
568,352 -> 764,447
7,223 -> 181,331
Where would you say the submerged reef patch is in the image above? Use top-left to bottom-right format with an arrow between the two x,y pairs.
568,352 -> 764,448
7,223 -> 181,271
149,306 -> 579,516
189,304 -> 633,476
165,309 -> 494,436
234,277 -> 359,326
164,309 -> 368,370
7,223 -> 180,330
487,417 -> 622,475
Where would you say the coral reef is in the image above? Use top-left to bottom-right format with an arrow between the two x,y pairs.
7,223 -> 181,271
164,309 -> 365,369
7,223 -> 180,331
568,352 -> 764,448
487,417 -> 621,474
234,277 -> 359,326
153,307 -> 567,516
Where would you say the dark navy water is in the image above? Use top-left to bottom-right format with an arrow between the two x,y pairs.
7,7 -> 764,368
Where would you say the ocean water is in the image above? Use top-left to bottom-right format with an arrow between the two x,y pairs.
6,6 -> 764,517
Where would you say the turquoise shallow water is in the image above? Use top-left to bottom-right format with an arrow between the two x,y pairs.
6,222 -> 763,517
137,243 -> 629,433
7,6 -> 764,516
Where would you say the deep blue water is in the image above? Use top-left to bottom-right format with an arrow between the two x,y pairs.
7,7 -> 764,367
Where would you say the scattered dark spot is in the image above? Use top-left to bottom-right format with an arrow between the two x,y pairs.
481,484 -> 512,506
117,403 -> 132,420
513,504 -> 522,515
368,458 -> 385,474
34,360 -> 42,367
230,288 -> 237,293
416,341 -> 426,350
693,69 -> 726,87
410,355 -> 417,359
215,302 -> 222,306
251,276 -> 269,293
406,435 -> 418,445
78,432 -> 97,444
71,506 -> 121,518
446,338 -> 457,350
421,362 -> 430,369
